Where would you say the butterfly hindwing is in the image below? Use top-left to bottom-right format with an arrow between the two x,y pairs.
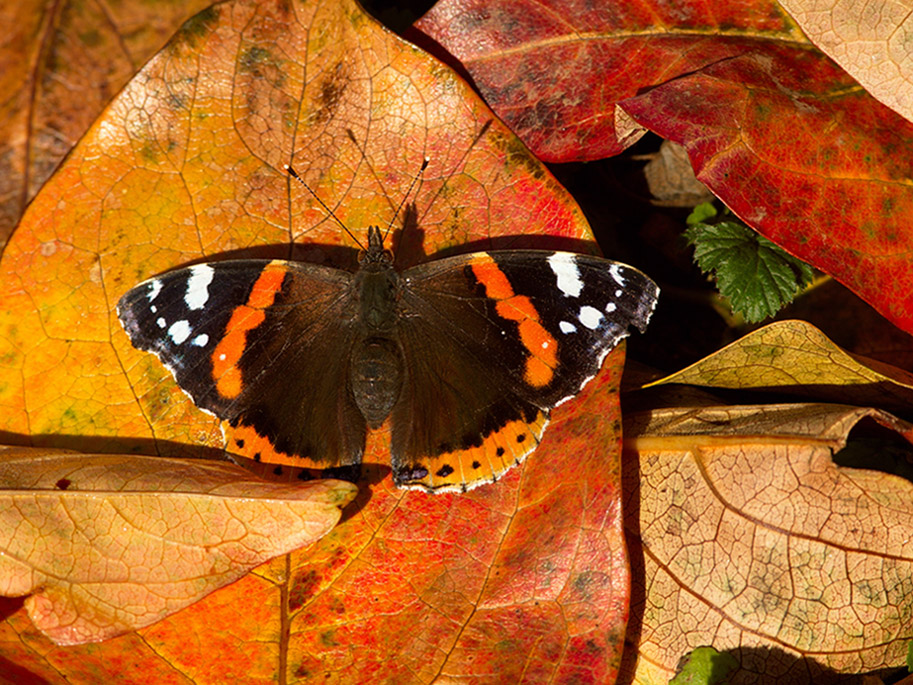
389,250 -> 658,491
118,259 -> 366,467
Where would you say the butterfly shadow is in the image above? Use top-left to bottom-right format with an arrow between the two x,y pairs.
393,202 -> 612,268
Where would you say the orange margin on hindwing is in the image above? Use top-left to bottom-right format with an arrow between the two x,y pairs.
411,409 -> 549,491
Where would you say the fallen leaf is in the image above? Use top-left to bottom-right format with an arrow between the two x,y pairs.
283,358 -> 629,683
779,0 -> 913,124
620,46 -> 913,336
0,0 -> 637,679
622,404 -> 913,681
0,446 -> 356,645
643,141 -> 716,207
647,320 -> 913,413
413,0 -> 808,161
779,279 -> 913,372
0,0 -> 210,246
0,0 -> 595,462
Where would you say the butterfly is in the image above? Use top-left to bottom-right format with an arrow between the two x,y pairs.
117,165 -> 658,493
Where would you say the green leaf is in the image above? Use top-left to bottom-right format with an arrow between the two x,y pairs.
670,646 -> 738,685
686,202 -> 718,225
684,220 -> 815,323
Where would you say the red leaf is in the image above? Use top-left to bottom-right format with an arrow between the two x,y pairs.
619,46 -> 913,335
414,0 -> 806,162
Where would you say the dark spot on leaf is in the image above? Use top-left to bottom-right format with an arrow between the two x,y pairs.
490,128 -> 546,180
240,46 -> 272,75
289,570 -> 319,612
79,29 -> 101,47
55,478 -> 71,490
329,596 -> 345,614
311,64 -> 348,124
140,143 -> 158,163
172,6 -> 220,50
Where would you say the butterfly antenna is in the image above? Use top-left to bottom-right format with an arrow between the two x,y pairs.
414,119 -> 492,226
344,129 -> 428,241
383,156 -> 429,242
285,164 -> 364,249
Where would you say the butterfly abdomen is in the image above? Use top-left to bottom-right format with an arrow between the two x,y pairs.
349,336 -> 403,428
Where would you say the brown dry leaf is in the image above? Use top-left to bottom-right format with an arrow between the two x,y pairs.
0,446 -> 357,646
642,140 -> 715,207
646,319 -> 913,412
622,404 -> 913,682
779,0 -> 913,124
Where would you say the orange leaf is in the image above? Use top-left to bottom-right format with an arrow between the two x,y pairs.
0,0 -> 595,457
0,447 -> 356,645
0,0 -> 637,679
285,358 -> 628,682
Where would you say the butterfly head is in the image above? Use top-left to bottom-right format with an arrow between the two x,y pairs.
360,225 -> 394,266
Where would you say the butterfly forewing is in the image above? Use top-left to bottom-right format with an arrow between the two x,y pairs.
118,259 -> 366,467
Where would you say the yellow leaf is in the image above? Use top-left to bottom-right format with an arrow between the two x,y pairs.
0,446 -> 357,645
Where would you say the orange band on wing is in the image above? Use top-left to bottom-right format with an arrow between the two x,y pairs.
470,259 -> 514,299
211,262 -> 287,399
472,257 -> 557,387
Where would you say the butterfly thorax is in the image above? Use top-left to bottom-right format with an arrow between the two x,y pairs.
349,227 -> 404,428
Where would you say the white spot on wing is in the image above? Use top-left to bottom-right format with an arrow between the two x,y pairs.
579,305 -> 603,330
559,320 -> 576,334
609,264 -> 627,286
548,253 -> 583,297
168,320 -> 192,345
150,305 -> 157,313
605,301 -> 617,313
156,317 -> 167,329
185,264 -> 215,310
191,333 -> 209,347
148,280 -> 162,301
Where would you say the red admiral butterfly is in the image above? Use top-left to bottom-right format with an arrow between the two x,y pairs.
117,168 -> 658,493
